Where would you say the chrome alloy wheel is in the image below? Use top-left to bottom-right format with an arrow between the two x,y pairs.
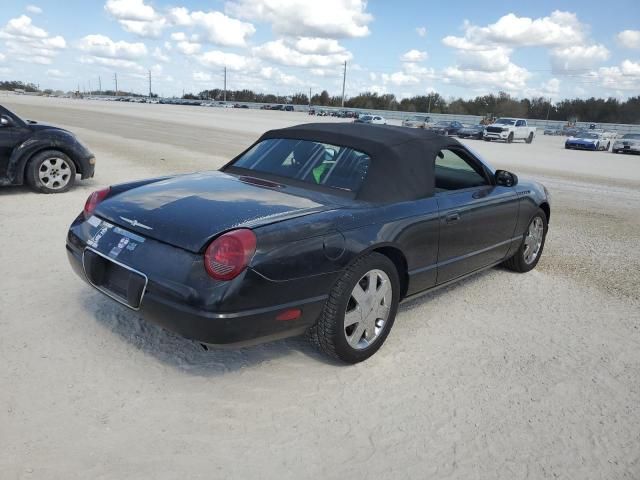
523,216 -> 544,265
344,269 -> 392,350
38,157 -> 72,190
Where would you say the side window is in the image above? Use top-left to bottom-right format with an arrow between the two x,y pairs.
435,149 -> 490,191
516,120 -> 525,127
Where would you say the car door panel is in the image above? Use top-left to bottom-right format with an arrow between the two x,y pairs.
436,186 -> 519,282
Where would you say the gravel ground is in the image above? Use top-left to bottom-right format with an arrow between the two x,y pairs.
1,95 -> 639,479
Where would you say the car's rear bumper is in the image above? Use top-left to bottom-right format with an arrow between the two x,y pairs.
67,244 -> 327,346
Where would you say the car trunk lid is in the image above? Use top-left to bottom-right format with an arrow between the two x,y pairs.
95,171 -> 335,252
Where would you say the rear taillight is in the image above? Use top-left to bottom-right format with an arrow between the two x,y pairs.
83,187 -> 111,217
204,229 -> 256,281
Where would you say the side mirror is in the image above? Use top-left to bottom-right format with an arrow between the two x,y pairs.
0,115 -> 13,127
495,169 -> 518,187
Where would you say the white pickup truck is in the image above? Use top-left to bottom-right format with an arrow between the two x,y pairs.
484,118 -> 536,143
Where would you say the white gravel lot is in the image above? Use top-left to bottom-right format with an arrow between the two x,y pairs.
1,95 -> 639,479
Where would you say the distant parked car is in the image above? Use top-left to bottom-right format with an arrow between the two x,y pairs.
430,121 -> 464,136
563,126 -> 581,137
308,108 -> 316,115
543,126 -> 563,135
611,133 -> 640,154
284,105 -> 294,112
402,114 -> 431,129
565,131 -> 610,151
456,124 -> 484,140
0,104 -> 95,193
483,118 -> 536,143
271,105 -> 284,111
354,115 -> 386,125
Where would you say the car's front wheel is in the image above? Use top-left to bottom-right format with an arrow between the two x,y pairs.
507,132 -> 514,143
503,209 -> 548,273
309,253 -> 400,363
525,132 -> 534,144
26,150 -> 76,193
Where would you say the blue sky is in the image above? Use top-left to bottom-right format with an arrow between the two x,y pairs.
1,0 -> 639,100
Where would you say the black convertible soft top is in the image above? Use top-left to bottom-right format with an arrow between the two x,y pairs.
257,122 -> 461,202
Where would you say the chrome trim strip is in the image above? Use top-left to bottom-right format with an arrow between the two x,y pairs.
82,247 -> 149,311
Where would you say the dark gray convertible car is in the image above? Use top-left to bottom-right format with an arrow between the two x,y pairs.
67,123 -> 550,363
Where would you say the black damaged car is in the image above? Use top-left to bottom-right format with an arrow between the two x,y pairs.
67,123 -> 550,363
0,104 -> 95,193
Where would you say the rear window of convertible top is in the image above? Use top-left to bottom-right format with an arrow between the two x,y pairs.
230,138 -> 371,192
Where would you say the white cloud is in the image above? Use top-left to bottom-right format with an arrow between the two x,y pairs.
46,69 -> 67,78
226,0 -> 372,38
401,49 -> 427,62
79,55 -> 146,74
617,30 -> 640,49
621,59 -> 640,76
152,47 -> 169,62
416,26 -> 426,37
196,50 -> 257,71
0,15 -> 66,64
551,44 -> 610,73
2,14 -> 47,38
456,47 -> 512,72
259,66 -> 302,86
590,61 -> 640,90
167,7 -> 255,47
176,40 -> 201,55
78,34 -> 147,60
444,11 -> 586,49
193,71 -> 212,82
26,5 -> 42,14
381,71 -> 420,86
0,52 -> 6,63
293,37 -> 346,55
442,62 -> 531,91
253,39 -> 351,67
105,0 -> 166,38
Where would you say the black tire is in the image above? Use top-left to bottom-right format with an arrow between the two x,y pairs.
605,142 -> 610,151
26,150 -> 76,193
612,149 -> 618,154
308,252 -> 400,364
503,208 -> 548,273
525,132 -> 534,144
484,138 -> 491,142
507,132 -> 514,143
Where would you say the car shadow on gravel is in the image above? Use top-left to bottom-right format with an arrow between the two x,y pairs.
81,293 -> 343,375
81,266 -> 516,375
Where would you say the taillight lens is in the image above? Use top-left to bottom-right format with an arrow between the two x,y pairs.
83,187 -> 111,217
204,229 -> 256,280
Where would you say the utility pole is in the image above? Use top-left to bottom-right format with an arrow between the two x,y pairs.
98,76 -> 101,94
148,69 -> 152,98
309,87 -> 312,108
341,61 -> 347,108
428,93 -> 432,113
114,73 -> 118,96
89,79 -> 91,94
223,66 -> 227,102
546,97 -> 551,120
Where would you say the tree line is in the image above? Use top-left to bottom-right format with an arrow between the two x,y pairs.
2,79 -> 637,124
193,88 -> 640,124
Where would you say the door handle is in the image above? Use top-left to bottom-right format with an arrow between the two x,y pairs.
445,212 -> 460,223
